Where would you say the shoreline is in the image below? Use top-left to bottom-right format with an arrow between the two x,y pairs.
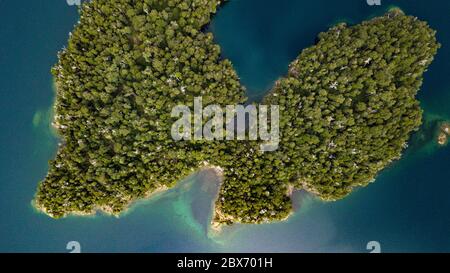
437,122 -> 450,145
33,163 -> 225,219
210,184 -> 300,234
33,184 -> 170,219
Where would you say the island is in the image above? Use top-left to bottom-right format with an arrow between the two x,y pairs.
437,122 -> 450,145
34,0 -> 440,228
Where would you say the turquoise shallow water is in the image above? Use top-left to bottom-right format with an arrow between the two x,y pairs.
0,0 -> 449,252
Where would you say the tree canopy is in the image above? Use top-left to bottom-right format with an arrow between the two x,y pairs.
34,0 -> 439,226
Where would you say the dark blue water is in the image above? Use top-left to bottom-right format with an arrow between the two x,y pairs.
0,0 -> 449,252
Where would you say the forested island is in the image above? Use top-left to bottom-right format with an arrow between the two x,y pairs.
34,0 -> 440,227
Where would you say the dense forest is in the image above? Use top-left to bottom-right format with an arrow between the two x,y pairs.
34,0 -> 439,225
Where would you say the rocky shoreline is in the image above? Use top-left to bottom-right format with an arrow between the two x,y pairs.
437,122 -> 450,145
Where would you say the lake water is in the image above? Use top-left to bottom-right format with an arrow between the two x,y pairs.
0,0 -> 449,252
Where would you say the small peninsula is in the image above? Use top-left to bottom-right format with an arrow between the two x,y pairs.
34,0 -> 440,227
